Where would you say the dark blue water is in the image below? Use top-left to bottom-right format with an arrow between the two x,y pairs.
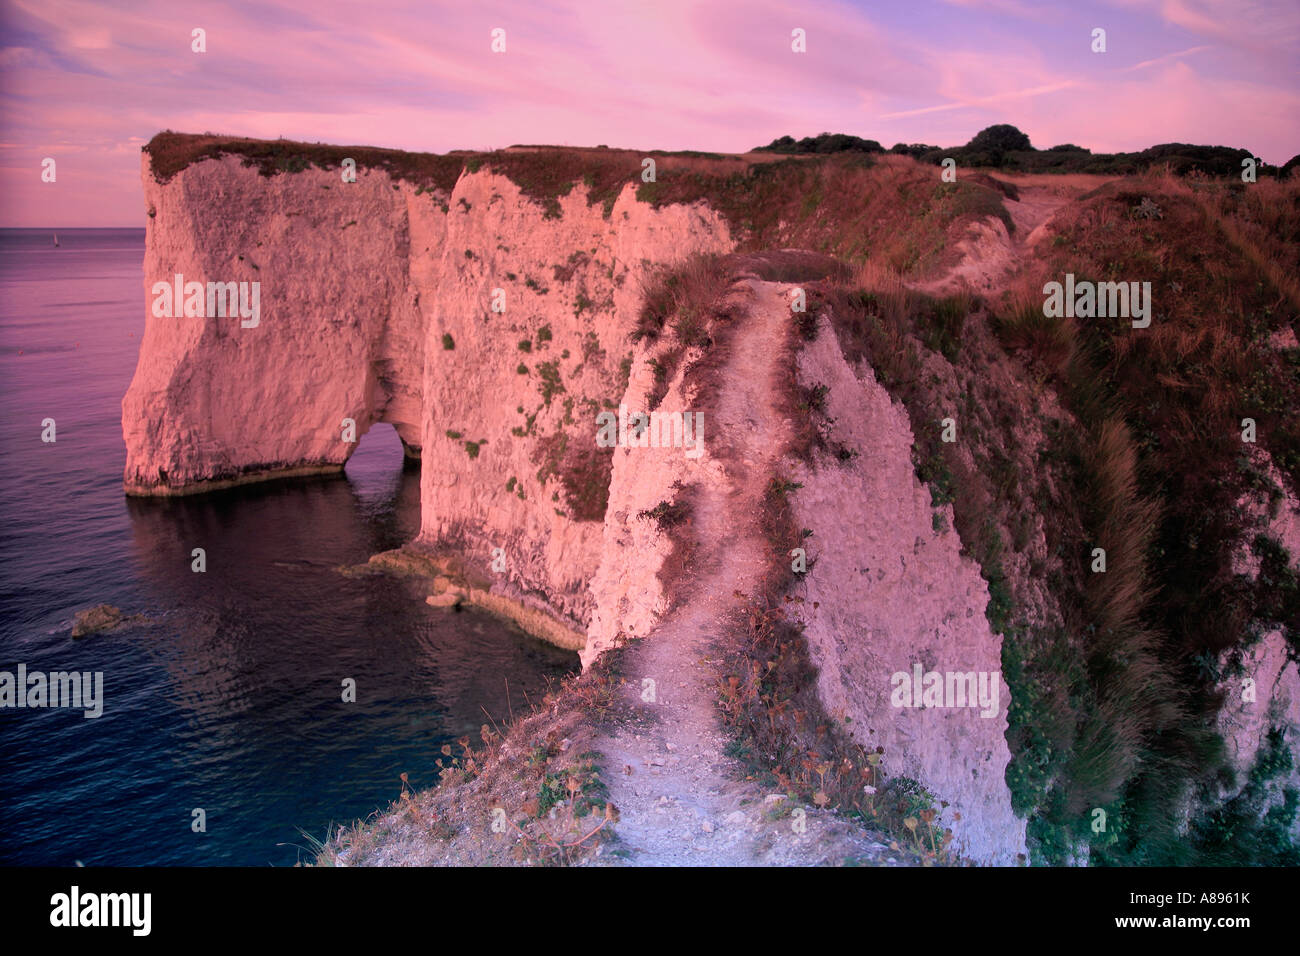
0,228 -> 577,866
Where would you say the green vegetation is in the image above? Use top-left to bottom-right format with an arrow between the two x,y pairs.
795,208 -> 1299,863
761,125 -> 1280,176
1186,727 -> 1300,865
510,409 -> 537,438
755,132 -> 885,155
536,361 -> 565,406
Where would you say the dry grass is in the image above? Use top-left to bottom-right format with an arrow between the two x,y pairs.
992,279 -> 1079,375
148,135 -> 1018,285
638,153 -> 1013,277
316,646 -> 645,867
994,170 -> 1120,195
634,253 -> 734,345
1188,176 -> 1300,316
644,484 -> 704,609
982,169 -> 1300,861
145,130 -> 466,195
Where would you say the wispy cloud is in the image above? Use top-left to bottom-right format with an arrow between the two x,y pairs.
1121,44 -> 1211,71
2,0 -> 1297,225
1112,0 -> 1300,56
883,81 -> 1081,119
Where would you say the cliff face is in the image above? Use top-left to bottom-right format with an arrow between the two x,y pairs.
125,149 -> 731,633
787,313 -> 1025,863
125,154 -> 426,491
413,167 -> 730,629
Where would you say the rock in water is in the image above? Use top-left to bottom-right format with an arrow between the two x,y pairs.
72,604 -> 123,638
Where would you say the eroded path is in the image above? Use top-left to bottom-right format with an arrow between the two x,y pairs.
915,180 -> 1077,297
590,279 -> 900,866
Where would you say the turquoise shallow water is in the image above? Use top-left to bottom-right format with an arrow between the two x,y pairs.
0,228 -> 577,866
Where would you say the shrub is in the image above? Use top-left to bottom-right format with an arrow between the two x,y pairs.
638,498 -> 691,530
754,132 -> 885,154
966,124 -> 1033,156
537,361 -> 565,406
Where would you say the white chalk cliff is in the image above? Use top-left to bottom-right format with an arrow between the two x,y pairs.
125,149 -> 731,633
125,142 -> 1028,863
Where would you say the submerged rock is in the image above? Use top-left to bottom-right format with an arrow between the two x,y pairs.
72,604 -> 123,638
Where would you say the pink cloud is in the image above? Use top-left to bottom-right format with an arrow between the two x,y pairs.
2,0 -> 1296,226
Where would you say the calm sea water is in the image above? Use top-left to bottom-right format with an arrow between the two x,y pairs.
0,228 -> 577,866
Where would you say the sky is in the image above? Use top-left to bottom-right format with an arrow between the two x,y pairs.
1,0 -> 1297,226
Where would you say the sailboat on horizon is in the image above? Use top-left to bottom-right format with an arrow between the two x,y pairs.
53,232 -> 59,248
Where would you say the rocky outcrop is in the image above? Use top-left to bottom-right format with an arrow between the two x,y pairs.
125,147 -> 731,637
124,154 -> 426,492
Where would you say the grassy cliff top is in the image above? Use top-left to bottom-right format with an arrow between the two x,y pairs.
143,131 -> 1014,276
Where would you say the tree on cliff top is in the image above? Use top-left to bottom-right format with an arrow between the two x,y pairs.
966,124 -> 1033,154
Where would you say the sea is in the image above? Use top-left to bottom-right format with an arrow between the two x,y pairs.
0,227 -> 577,866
